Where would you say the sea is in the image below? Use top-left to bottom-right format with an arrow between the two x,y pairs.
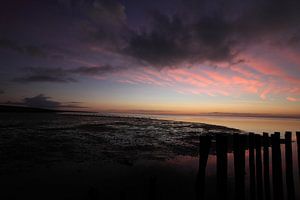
104,112 -> 300,138
151,114 -> 300,137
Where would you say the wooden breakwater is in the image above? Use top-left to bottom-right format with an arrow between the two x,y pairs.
196,131 -> 300,200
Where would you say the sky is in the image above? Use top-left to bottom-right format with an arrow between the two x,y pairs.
1,0 -> 300,115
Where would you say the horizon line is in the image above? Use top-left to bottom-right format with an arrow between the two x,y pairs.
2,104 -> 300,119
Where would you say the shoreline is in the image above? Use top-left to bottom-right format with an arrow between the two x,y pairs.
0,113 -> 241,171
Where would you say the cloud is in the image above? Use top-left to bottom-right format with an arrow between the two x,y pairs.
24,45 -> 47,57
2,0 -> 300,92
23,94 -> 61,108
3,0 -> 300,70
58,0 -> 128,50
70,64 -> 116,76
15,75 -> 77,83
121,12 -> 235,68
117,0 -> 300,68
6,94 -> 85,109
117,65 -> 300,100
14,65 -> 117,83
286,97 -> 300,102
0,38 -> 46,57
0,38 -> 23,53
14,67 -> 77,83
0,90 -> 4,94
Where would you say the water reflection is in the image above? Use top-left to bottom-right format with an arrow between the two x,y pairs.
155,115 -> 300,135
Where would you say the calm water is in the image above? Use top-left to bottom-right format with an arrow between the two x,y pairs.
70,112 -> 300,136
147,114 -> 300,138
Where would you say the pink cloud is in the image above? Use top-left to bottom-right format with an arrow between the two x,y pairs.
167,68 -> 213,85
113,57 -> 300,101
286,97 -> 300,102
247,58 -> 285,77
231,65 -> 260,79
260,88 -> 272,100
204,71 -> 231,84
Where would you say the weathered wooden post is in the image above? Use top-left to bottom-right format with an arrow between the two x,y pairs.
233,133 -> 240,200
148,176 -> 157,200
233,134 -> 245,200
255,134 -> 263,200
285,131 -> 295,200
196,135 -> 211,200
216,134 -> 228,200
271,132 -> 284,200
240,135 -> 247,176
297,131 -> 300,179
241,135 -> 247,200
249,133 -> 256,200
263,132 -> 271,200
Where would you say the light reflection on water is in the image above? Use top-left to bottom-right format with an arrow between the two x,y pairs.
150,115 -> 300,137
65,112 -> 300,137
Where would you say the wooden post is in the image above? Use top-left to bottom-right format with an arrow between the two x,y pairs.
285,131 -> 295,200
255,134 -> 263,200
233,134 -> 245,200
271,132 -> 284,200
233,134 -> 240,200
148,176 -> 157,200
196,135 -> 211,200
216,134 -> 228,200
263,132 -> 271,200
249,133 -> 256,200
240,134 -> 247,196
297,131 -> 300,180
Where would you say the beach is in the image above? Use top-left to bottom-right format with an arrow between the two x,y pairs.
0,113 -> 299,200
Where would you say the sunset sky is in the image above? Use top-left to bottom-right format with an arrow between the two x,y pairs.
1,0 -> 300,115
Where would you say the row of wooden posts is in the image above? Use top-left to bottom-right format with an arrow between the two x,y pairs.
196,131 -> 300,200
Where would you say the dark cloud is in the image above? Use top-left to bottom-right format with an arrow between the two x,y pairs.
0,90 -> 4,94
14,65 -> 117,83
58,0 -> 128,50
50,54 -> 65,60
0,38 -> 23,53
124,14 -> 190,67
24,46 -> 47,57
14,67 -> 77,83
0,38 -> 47,58
15,75 -> 77,83
6,94 -> 85,109
23,94 -> 61,109
2,0 -> 300,71
70,64 -> 116,75
124,12 -> 234,68
120,0 -> 300,68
